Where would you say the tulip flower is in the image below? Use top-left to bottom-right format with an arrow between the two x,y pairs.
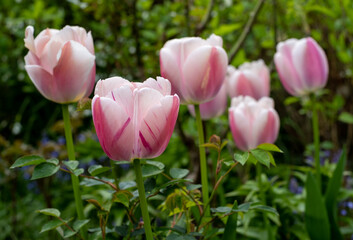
187,82 -> 227,120
160,34 -> 228,104
24,25 -> 96,103
229,96 -> 280,151
227,60 -> 270,100
274,37 -> 328,96
92,76 -> 180,161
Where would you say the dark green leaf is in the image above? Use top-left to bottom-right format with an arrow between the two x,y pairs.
305,172 -> 330,240
170,168 -> 189,179
88,165 -> 111,176
73,168 -> 84,176
47,158 -> 59,165
141,164 -> 163,177
222,200 -> 238,240
249,205 -> 279,216
63,229 -> 77,238
325,148 -> 346,240
234,151 -> 249,165
10,155 -> 45,168
186,184 -> 202,191
63,160 -> 79,171
115,225 -> 129,236
40,219 -> 65,233
146,160 -> 165,170
86,199 -> 105,211
250,149 -> 270,168
73,219 -> 90,232
119,181 -> 136,190
113,191 -> 132,208
31,163 -> 60,180
256,143 -> 283,153
211,206 -> 231,214
37,208 -> 61,217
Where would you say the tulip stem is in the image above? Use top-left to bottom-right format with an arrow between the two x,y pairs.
133,159 -> 153,240
311,96 -> 321,191
61,104 -> 87,239
110,160 -> 119,188
194,104 -> 210,217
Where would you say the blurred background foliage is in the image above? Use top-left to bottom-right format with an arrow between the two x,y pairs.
1,0 -> 353,239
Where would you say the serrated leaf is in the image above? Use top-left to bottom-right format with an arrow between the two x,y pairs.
63,160 -> 79,171
186,184 -> 202,191
141,164 -> 163,177
170,168 -> 189,179
250,149 -> 270,168
73,168 -> 84,176
338,112 -> 353,124
37,208 -> 61,217
211,206 -> 232,213
88,165 -> 111,176
31,163 -> 60,180
234,151 -> 249,165
40,219 -> 64,233
146,160 -> 165,170
305,172 -> 331,240
73,219 -> 90,232
113,191 -> 133,208
47,158 -> 59,165
256,143 -> 283,153
10,155 -> 46,168
250,205 -> 279,216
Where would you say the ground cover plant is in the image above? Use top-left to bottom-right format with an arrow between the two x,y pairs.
1,0 -> 353,239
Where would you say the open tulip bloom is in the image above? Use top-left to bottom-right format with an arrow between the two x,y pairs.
229,96 -> 280,151
274,37 -> 328,96
160,34 -> 228,104
227,60 -> 270,100
24,25 -> 96,103
92,76 -> 180,161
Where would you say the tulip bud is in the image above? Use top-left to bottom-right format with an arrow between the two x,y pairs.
160,34 -> 228,104
92,77 -> 180,161
24,25 -> 96,104
274,37 -> 328,96
229,96 -> 280,151
227,60 -> 270,100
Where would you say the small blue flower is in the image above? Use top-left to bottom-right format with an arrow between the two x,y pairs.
57,136 -> 66,145
341,209 -> 347,216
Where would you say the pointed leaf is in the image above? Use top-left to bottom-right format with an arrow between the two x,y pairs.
40,219 -> 65,233
88,165 -> 111,176
305,172 -> 330,240
63,160 -> 79,171
234,151 -> 249,166
250,149 -> 270,168
37,208 -> 61,217
31,163 -> 60,180
73,168 -> 84,176
256,143 -> 283,153
146,160 -> 165,170
141,164 -> 163,177
170,168 -> 189,179
47,158 -> 59,165
10,155 -> 45,168
73,219 -> 90,232
222,200 -> 238,240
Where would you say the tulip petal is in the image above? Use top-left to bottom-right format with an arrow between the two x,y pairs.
92,96 -> 134,161
24,26 -> 35,53
139,77 -> 171,96
257,109 -> 280,145
138,95 -> 179,158
229,109 -> 251,151
40,39 -> 63,73
24,52 -> 40,66
53,40 -> 95,103
25,65 -> 55,101
95,77 -> 131,97
182,45 -> 227,103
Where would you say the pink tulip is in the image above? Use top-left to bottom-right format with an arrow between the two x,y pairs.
160,34 -> 228,104
229,96 -> 280,151
227,60 -> 270,100
187,82 -> 227,120
274,37 -> 328,96
24,25 -> 96,103
92,77 -> 180,161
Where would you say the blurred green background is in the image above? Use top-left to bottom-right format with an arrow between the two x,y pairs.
1,0 -> 353,239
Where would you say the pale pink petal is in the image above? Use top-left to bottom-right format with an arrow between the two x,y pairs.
53,40 -> 95,103
182,45 -> 227,103
92,96 -> 134,161
257,110 -> 280,145
206,34 -> 223,47
139,77 -> 171,96
40,39 -> 64,73
110,85 -> 134,118
95,77 -> 131,97
234,73 -> 256,98
35,29 -> 58,58
24,26 -> 35,53
83,63 -> 96,98
24,65 -> 56,102
135,88 -> 164,123
229,109 -> 251,151
137,95 -> 180,158
85,31 -> 95,54
24,52 -> 40,66
163,37 -> 207,63
274,52 -> 300,96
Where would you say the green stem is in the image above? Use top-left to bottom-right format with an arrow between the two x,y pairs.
194,104 -> 210,217
61,104 -> 87,239
311,97 -> 321,191
110,160 -> 119,188
133,159 -> 153,240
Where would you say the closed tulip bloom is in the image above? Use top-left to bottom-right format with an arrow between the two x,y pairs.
274,37 -> 328,96
160,34 -> 228,104
24,25 -> 96,103
227,60 -> 270,100
187,82 -> 227,120
92,77 -> 180,161
229,96 -> 280,151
